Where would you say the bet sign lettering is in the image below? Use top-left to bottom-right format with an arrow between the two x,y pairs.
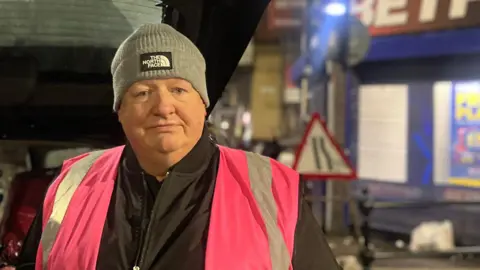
352,0 -> 479,28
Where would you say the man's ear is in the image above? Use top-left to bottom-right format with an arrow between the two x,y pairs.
117,106 -> 125,124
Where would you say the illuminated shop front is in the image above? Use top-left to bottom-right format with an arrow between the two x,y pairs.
293,0 -> 480,243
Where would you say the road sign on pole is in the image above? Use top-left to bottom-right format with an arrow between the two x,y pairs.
293,113 -> 357,180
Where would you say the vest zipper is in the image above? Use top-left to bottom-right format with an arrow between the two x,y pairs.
133,171 -> 170,270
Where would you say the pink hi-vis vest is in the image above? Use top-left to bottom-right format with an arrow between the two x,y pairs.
35,145 -> 299,270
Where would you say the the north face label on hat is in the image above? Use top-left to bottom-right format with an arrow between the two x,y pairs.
140,52 -> 173,72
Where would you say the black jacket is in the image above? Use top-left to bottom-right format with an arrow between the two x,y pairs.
16,130 -> 339,270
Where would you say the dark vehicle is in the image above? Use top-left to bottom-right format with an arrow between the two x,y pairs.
0,0 -> 269,266
0,143 -> 102,265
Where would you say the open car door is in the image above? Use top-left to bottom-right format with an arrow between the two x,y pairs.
0,0 -> 269,143
160,0 -> 269,115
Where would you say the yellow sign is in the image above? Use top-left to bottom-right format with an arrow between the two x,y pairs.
455,92 -> 480,122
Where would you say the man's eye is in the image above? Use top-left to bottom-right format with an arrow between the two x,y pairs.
133,91 -> 149,98
171,87 -> 187,94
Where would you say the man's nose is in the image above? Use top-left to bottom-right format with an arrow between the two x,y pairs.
151,90 -> 175,116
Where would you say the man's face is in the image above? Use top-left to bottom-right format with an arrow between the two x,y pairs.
118,78 -> 206,154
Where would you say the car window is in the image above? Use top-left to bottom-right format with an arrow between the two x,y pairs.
43,147 -> 98,169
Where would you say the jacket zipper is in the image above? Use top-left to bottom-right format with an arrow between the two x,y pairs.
133,172 -> 148,270
133,171 -> 170,270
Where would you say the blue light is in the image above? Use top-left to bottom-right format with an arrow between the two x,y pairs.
324,2 -> 346,16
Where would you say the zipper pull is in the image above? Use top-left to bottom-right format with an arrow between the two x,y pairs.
133,266 -> 140,270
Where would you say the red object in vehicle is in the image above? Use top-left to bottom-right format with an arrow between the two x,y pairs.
0,169 -> 54,264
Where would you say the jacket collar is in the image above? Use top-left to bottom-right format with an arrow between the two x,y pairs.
123,126 -> 217,176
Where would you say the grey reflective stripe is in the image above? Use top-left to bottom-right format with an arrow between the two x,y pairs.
245,152 -> 291,270
40,150 -> 106,270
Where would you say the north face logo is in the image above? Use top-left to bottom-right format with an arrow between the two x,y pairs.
140,52 -> 173,71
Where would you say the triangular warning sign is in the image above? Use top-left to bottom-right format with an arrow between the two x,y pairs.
293,113 -> 357,180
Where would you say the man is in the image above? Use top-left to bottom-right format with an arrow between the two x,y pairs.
14,24 -> 340,270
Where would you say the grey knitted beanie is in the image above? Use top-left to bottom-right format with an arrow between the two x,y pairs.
111,23 -> 209,111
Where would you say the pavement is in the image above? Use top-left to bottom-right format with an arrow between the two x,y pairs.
328,236 -> 480,269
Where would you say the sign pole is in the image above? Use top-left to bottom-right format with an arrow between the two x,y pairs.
299,0 -> 313,122
324,0 -> 351,233
292,112 -> 358,231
